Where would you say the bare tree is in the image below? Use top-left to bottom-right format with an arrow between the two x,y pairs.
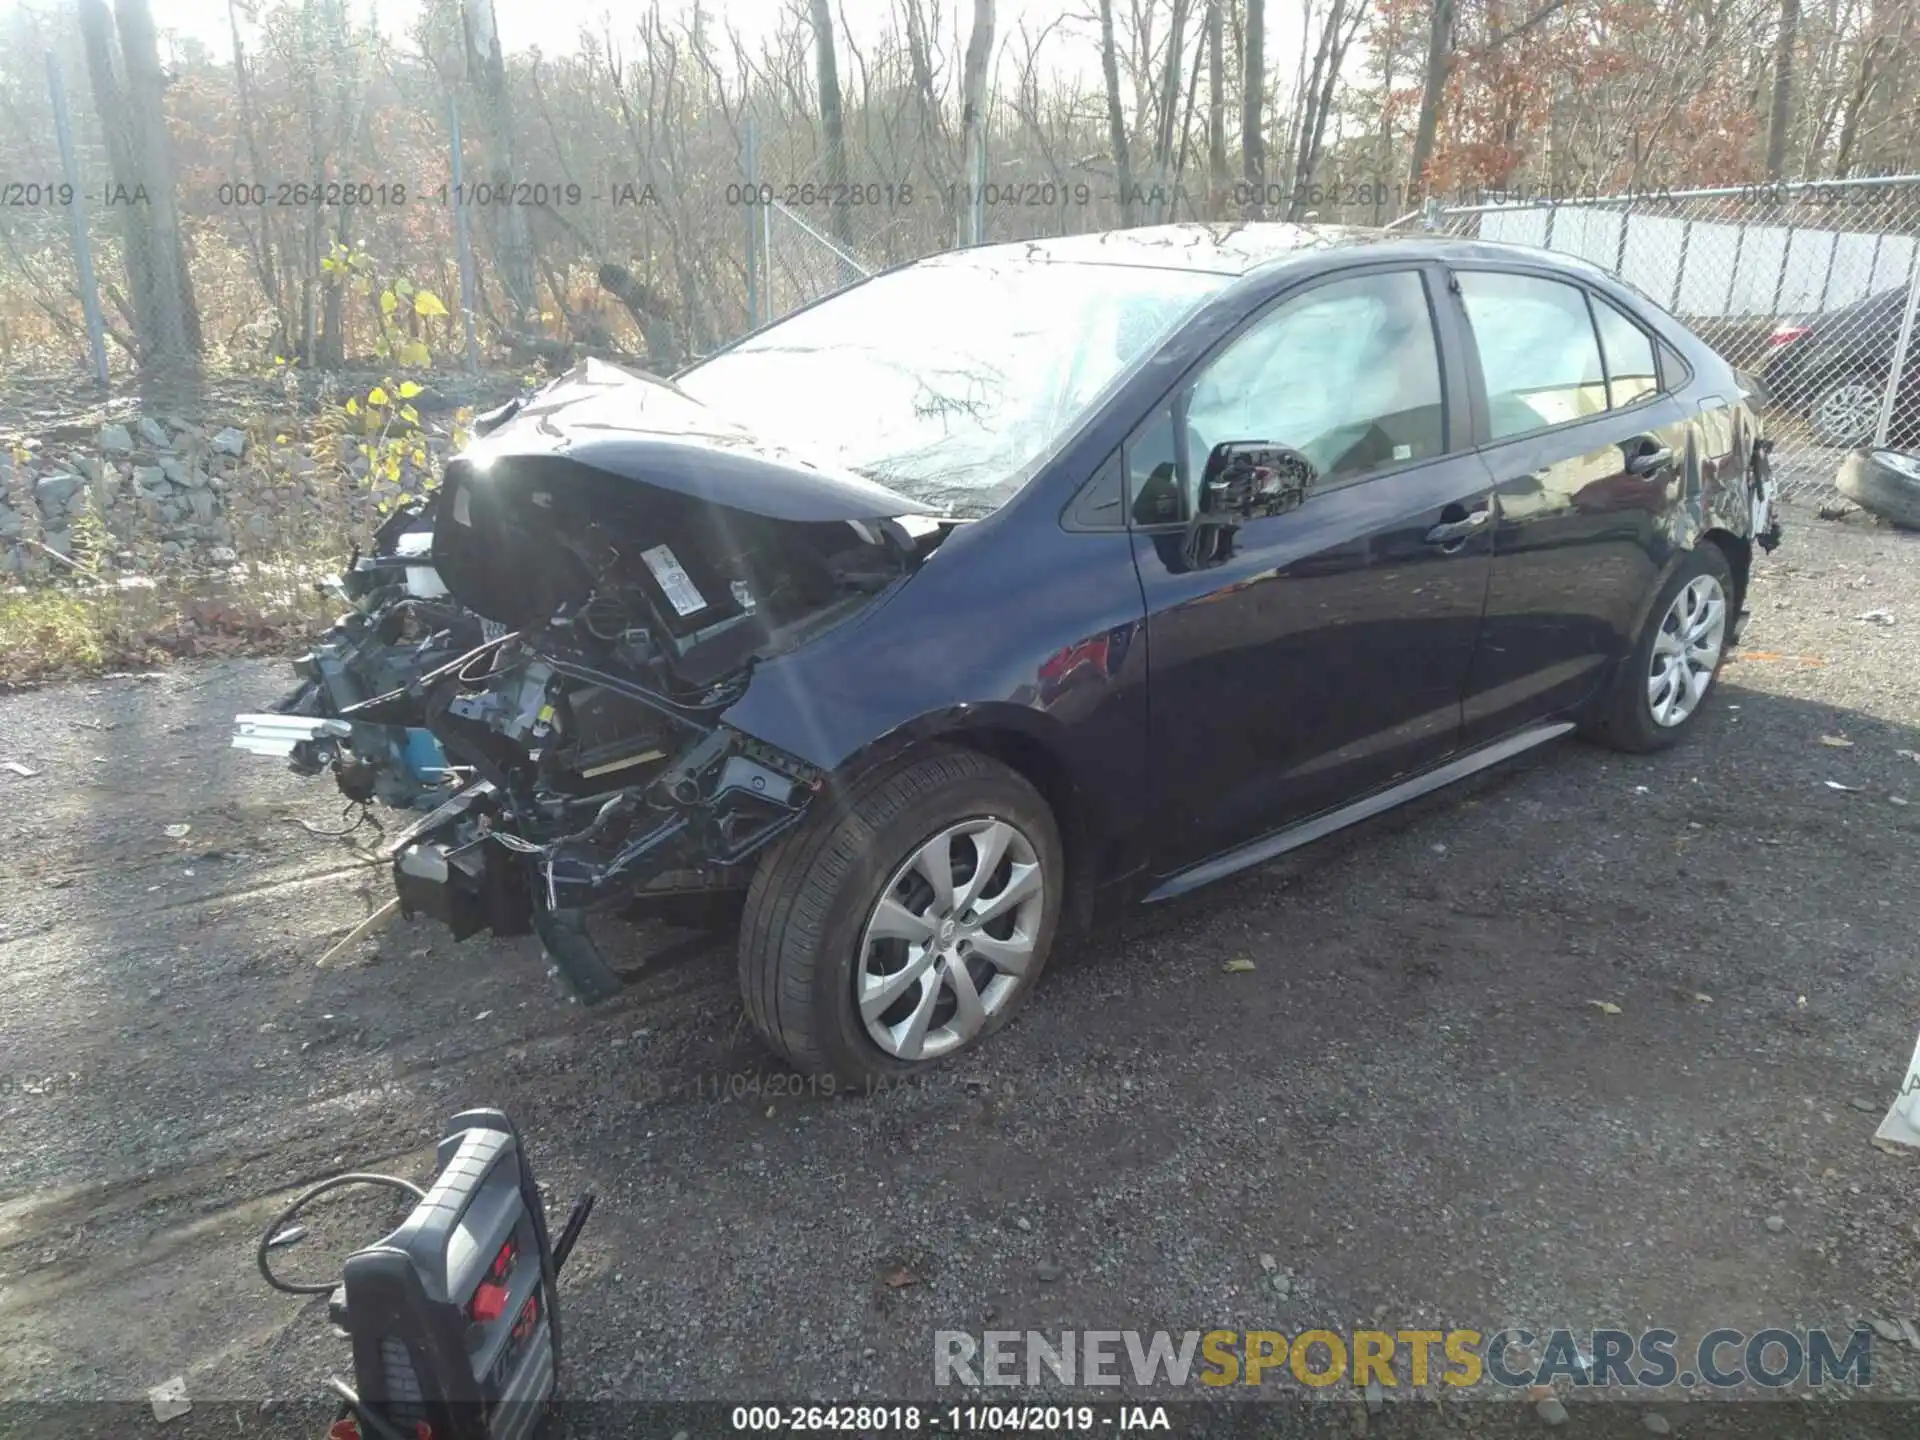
1407,0 -> 1456,203
77,0 -> 202,367
956,0 -> 995,244
1098,0 -> 1136,224
808,0 -> 855,251
1242,0 -> 1267,214
463,0 -> 538,330
1764,0 -> 1800,178
1206,0 -> 1228,214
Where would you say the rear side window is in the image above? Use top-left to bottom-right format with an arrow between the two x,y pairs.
1458,271 -> 1608,439
1591,297 -> 1660,409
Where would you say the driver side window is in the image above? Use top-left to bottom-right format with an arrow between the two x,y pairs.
1127,269 -> 1445,524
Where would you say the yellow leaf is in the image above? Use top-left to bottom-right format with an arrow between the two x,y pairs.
397,380 -> 423,398
399,405 -> 419,425
379,289 -> 398,315
1587,1000 -> 1622,1015
413,289 -> 449,318
1222,957 -> 1256,974
344,397 -> 359,415
385,455 -> 401,481
368,386 -> 389,406
398,340 -> 431,367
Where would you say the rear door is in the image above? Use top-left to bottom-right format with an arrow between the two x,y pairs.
1449,267 -> 1694,746
1131,264 -> 1494,876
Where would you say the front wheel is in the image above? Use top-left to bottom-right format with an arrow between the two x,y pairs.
1586,546 -> 1735,753
738,747 -> 1062,1087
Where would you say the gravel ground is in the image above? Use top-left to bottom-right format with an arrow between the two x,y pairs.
2,498 -> 1919,1433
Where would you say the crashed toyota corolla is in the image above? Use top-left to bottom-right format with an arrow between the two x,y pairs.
238,223 -> 1779,1085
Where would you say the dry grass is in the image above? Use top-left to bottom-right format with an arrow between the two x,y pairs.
0,560 -> 342,688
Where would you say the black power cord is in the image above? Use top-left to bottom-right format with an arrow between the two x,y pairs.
255,1172 -> 427,1296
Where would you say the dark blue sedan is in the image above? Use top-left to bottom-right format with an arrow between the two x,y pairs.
336,223 -> 1780,1085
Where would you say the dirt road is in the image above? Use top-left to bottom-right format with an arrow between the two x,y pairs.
3,500 -> 1918,1429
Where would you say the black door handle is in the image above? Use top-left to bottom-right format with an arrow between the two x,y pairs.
1424,507 -> 1491,546
1626,443 -> 1673,476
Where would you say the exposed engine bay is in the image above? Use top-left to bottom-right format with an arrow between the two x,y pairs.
233,360 -> 955,1002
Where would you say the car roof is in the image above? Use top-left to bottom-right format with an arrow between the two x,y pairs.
924,221 -> 1628,286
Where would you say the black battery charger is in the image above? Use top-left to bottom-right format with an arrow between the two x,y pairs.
257,1109 -> 593,1440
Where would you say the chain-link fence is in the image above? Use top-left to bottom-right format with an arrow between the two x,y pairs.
1413,176 -> 1920,503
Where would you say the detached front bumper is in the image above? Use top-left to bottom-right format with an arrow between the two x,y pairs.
380,729 -> 821,1002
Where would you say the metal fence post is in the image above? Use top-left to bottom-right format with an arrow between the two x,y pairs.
46,51 -> 108,386
743,113 -> 760,331
448,93 -> 480,375
1872,253 -> 1920,450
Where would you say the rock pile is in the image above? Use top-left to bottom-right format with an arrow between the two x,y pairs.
0,411 -> 443,580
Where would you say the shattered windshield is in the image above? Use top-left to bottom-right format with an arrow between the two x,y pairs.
674,258 -> 1229,516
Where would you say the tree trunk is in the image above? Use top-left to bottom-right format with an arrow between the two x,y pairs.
808,0 -> 855,252
228,0 -> 288,354
1206,0 -> 1227,216
1242,0 -> 1267,216
1154,0 -> 1189,193
114,0 -> 201,362
463,0 -> 538,331
80,0 -> 201,368
1407,0 -> 1456,204
1099,0 -> 1136,225
956,0 -> 995,246
1765,0 -> 1800,179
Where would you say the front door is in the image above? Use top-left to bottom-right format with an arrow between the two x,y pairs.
1132,266 -> 1494,877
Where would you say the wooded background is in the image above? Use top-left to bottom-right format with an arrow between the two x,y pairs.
0,0 -> 1916,376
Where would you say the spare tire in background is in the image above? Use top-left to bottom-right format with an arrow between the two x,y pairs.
1836,449 -> 1920,530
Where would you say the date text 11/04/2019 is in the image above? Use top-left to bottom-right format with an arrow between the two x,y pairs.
729,1406 -> 1170,1432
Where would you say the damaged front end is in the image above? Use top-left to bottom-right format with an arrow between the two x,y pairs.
232,498 -> 492,810
375,360 -> 949,1001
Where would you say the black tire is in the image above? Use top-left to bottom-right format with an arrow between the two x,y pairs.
1835,448 -> 1920,530
738,746 -> 1063,1087
1586,545 -> 1736,754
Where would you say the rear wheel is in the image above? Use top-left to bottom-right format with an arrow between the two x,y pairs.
738,747 -> 1062,1087
1809,375 -> 1880,448
1587,546 -> 1734,753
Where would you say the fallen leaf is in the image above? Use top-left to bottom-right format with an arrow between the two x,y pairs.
1824,781 -> 1864,792
882,1266 -> 919,1289
1897,750 -> 1920,764
0,761 -> 39,777
1588,1000 -> 1623,1015
1692,992 -> 1713,1004
1870,1137 -> 1914,1158
1818,735 -> 1855,748
163,823 -> 191,837
1796,995 -> 1809,1008
1222,957 -> 1257,974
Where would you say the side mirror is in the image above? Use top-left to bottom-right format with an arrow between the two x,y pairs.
1198,442 -> 1317,520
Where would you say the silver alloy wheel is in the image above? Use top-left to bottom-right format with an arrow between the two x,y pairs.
1813,380 -> 1880,447
855,816 -> 1047,1061
1647,573 -> 1727,727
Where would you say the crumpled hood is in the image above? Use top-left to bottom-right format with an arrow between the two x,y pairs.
449,357 -> 922,523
